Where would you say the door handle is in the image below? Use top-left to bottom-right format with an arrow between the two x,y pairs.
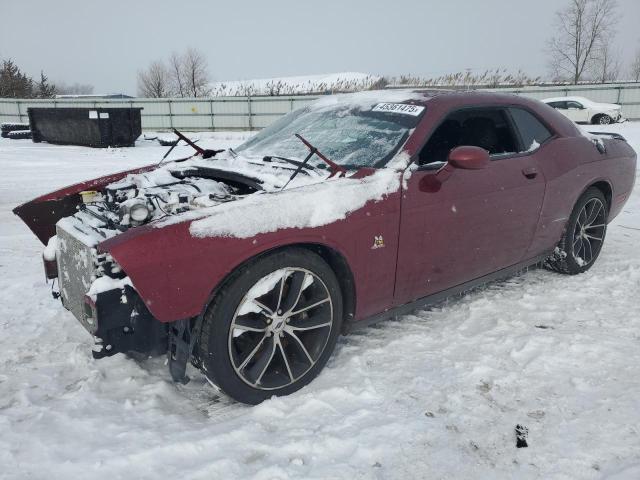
522,166 -> 538,179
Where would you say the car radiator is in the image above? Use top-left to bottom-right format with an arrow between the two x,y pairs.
56,221 -> 99,334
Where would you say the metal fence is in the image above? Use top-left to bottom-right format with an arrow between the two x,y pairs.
489,83 -> 640,120
1,83 -> 638,131
0,96 -> 320,131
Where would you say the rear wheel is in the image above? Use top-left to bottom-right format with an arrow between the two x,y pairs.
198,248 -> 343,404
545,187 -> 608,274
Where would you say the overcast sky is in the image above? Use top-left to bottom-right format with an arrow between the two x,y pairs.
2,0 -> 640,94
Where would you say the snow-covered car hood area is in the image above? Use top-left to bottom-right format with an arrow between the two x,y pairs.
185,165 -> 401,238
56,89 -> 431,244
60,151 -> 404,245
597,102 -> 622,111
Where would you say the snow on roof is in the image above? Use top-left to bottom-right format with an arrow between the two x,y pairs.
308,88 -> 433,111
541,96 -> 594,104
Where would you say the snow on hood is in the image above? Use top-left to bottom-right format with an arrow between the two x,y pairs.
598,103 -> 622,111
187,167 -> 401,239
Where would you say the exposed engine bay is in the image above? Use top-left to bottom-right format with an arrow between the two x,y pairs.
71,166 -> 262,242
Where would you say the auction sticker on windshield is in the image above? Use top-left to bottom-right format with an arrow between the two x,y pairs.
372,103 -> 425,116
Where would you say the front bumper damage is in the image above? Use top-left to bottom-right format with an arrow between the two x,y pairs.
49,219 -> 199,383
52,220 -> 167,359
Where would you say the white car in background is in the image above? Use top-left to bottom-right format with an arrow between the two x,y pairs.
542,96 -> 624,125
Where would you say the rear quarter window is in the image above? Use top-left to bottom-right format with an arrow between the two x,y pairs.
509,108 -> 553,151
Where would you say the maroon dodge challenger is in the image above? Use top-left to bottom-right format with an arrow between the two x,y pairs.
14,90 -> 637,404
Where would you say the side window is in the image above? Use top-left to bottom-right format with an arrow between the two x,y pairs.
567,101 -> 583,109
419,108 -> 518,165
548,101 -> 567,109
509,108 -> 552,151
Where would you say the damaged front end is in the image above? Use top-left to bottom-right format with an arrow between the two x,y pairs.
13,146 -> 263,380
13,163 -> 172,360
53,218 -> 167,359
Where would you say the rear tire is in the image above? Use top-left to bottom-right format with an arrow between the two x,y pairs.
545,187 -> 608,275
198,248 -> 343,404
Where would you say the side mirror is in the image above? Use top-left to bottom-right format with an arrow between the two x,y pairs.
420,146 -> 490,193
448,146 -> 489,170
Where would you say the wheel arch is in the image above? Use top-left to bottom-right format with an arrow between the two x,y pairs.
587,180 -> 613,214
590,113 -> 610,124
557,179 -> 613,241
199,241 -> 357,329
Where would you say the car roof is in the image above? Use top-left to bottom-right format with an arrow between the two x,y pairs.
332,88 -> 545,107
313,89 -> 579,135
542,96 -> 592,104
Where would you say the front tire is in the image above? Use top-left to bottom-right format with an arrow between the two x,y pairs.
545,187 -> 608,275
593,114 -> 612,125
198,248 -> 343,404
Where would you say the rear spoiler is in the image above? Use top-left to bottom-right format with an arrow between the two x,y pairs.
588,131 -> 627,142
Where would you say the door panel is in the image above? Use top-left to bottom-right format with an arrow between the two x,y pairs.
566,102 -> 589,123
394,155 -> 545,305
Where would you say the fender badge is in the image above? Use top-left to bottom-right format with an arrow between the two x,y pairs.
371,235 -> 385,249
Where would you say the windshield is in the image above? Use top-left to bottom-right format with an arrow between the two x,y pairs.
234,103 -> 424,168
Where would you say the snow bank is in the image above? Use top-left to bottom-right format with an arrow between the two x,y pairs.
189,168 -> 401,239
210,72 -> 380,96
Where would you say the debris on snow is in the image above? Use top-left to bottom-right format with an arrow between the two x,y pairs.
515,424 -> 529,448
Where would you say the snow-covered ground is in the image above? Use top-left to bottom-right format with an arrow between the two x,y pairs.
1,124 -> 639,480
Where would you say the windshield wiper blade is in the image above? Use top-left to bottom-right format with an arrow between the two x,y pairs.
294,134 -> 346,177
280,134 -> 347,190
263,155 -> 318,171
172,128 -> 225,159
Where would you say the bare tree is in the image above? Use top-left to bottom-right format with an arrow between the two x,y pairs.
182,47 -> 210,97
548,0 -> 619,84
168,51 -> 186,97
631,47 -> 640,82
165,48 -> 211,98
137,60 -> 171,97
591,34 -> 622,83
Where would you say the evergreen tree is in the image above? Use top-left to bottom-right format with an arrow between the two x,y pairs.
0,59 -> 34,98
36,70 -> 56,98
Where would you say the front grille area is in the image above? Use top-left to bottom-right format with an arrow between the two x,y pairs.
56,221 -> 99,333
